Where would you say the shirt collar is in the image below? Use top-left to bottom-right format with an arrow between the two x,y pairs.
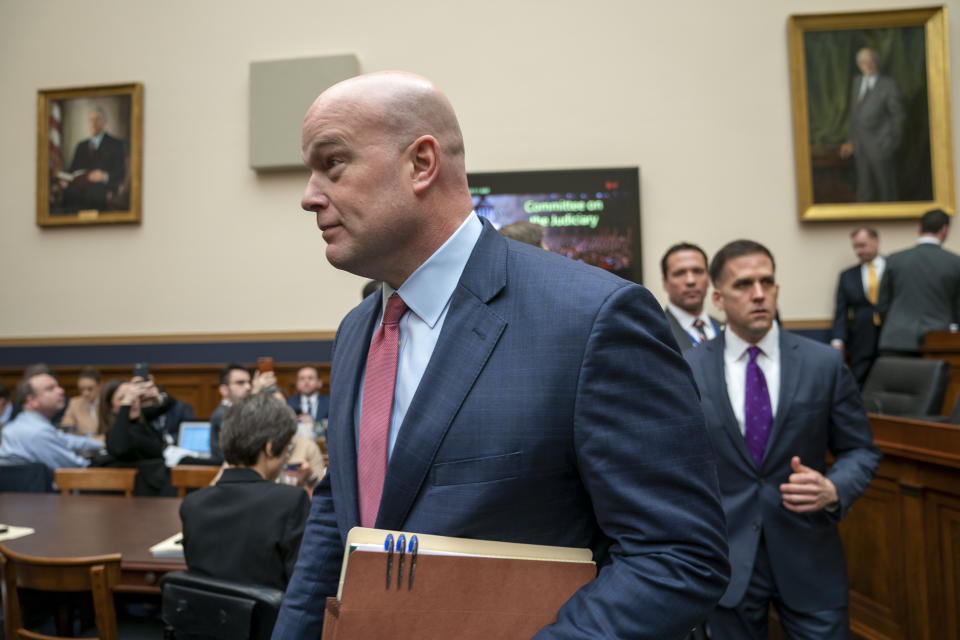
382,212 -> 482,328
667,302 -> 711,330
917,237 -> 941,246
21,409 -> 54,427
91,131 -> 105,148
724,321 -> 780,362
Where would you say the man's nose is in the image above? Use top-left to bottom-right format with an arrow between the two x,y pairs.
301,176 -> 329,212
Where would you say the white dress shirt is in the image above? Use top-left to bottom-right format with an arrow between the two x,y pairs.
667,302 -> 718,343
300,393 -> 318,419
355,212 -> 483,458
857,74 -> 877,100
723,323 -> 781,436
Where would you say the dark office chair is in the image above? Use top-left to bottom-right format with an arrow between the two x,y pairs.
0,462 -> 54,492
161,570 -> 284,640
861,357 -> 950,417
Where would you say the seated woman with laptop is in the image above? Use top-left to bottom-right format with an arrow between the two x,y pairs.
179,391 -> 311,590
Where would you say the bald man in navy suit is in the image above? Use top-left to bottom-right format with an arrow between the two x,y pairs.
271,71 -> 730,640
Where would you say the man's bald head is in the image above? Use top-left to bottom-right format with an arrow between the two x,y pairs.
308,72 -> 466,176
300,72 -> 475,287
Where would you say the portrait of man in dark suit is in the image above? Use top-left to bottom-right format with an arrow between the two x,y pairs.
685,240 -> 880,639
272,71 -> 730,639
50,98 -> 130,215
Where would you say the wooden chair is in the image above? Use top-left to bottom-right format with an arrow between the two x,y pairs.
54,468 -> 138,498
0,543 -> 121,640
171,465 -> 220,498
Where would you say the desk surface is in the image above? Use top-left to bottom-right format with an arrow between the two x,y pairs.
0,493 -> 185,592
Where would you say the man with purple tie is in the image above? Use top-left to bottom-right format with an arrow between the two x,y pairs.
684,240 -> 880,639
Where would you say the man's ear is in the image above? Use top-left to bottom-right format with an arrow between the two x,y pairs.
409,135 -> 440,195
712,287 -> 724,312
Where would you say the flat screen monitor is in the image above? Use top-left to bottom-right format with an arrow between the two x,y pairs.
468,167 -> 642,283
178,421 -> 211,456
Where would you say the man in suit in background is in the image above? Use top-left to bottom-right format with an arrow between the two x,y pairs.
209,363 -> 275,464
685,240 -> 880,639
878,209 -> 960,354
831,227 -> 884,386
662,242 -> 722,351
272,71 -> 729,639
286,365 -> 329,438
839,47 -> 905,203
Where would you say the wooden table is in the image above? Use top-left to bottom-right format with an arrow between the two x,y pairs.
0,493 -> 186,594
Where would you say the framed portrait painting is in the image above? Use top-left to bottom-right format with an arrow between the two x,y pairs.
788,7 -> 954,221
36,83 -> 143,227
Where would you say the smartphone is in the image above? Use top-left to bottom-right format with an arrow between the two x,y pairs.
285,463 -> 300,472
257,356 -> 274,374
133,362 -> 150,380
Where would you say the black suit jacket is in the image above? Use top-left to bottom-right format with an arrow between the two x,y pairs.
180,467 -> 310,591
831,264 -> 879,384
68,132 -> 126,188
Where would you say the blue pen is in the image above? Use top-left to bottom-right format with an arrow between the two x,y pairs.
396,534 -> 406,589
384,533 -> 394,589
407,535 -> 418,590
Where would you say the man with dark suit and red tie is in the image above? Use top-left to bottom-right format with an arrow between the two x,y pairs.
685,240 -> 880,639
271,71 -> 730,639
661,242 -> 723,351
830,227 -> 884,386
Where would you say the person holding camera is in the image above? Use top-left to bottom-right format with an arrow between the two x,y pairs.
99,375 -> 177,495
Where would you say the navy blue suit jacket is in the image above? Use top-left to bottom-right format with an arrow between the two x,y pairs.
831,264 -> 879,384
272,221 -> 729,639
685,331 -> 880,611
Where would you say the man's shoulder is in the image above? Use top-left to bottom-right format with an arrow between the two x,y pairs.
782,330 -> 842,365
839,263 -> 861,279
684,335 -> 721,368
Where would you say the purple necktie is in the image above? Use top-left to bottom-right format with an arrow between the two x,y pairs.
744,346 -> 772,468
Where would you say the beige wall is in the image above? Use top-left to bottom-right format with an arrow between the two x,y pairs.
1,0 -> 957,339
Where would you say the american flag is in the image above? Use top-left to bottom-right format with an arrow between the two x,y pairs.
49,101 -> 63,175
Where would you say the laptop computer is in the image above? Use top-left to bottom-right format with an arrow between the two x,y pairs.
177,421 -> 212,457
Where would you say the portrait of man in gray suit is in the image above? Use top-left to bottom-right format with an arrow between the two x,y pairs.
839,47 -> 906,202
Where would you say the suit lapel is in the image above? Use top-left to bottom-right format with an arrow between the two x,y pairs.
330,296 -> 381,530
704,336 -> 756,471
666,310 -> 694,349
375,221 -> 508,529
763,331 -> 801,471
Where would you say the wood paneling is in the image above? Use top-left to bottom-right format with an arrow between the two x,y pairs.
839,414 -> 960,639
0,362 -> 330,419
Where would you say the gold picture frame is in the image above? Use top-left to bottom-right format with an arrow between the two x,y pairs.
36,83 -> 143,227
788,6 -> 954,221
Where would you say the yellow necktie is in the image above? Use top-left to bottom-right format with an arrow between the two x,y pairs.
867,263 -> 880,325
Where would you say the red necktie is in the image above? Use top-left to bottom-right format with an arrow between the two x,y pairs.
357,293 -> 408,527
